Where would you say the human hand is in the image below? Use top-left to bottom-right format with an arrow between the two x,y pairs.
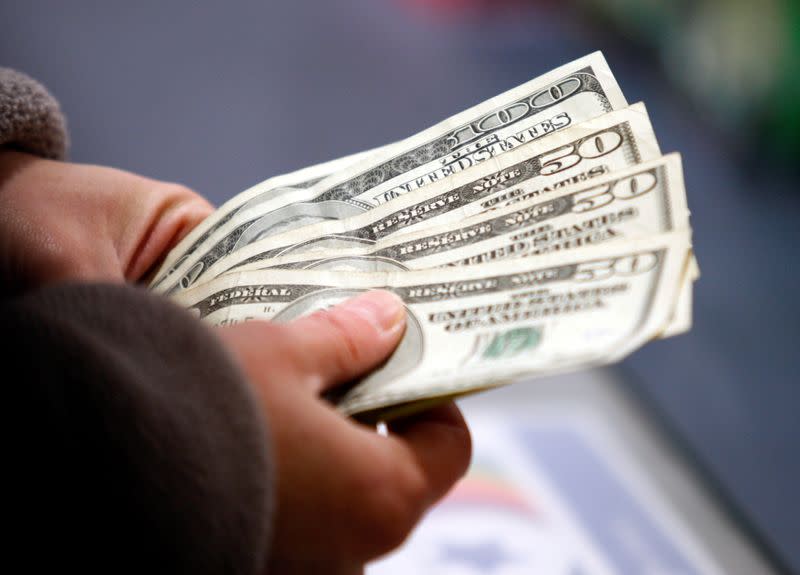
0,149 -> 212,294
217,289 -> 472,575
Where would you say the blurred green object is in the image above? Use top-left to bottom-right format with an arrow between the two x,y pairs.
577,0 -> 800,165
765,0 -> 800,163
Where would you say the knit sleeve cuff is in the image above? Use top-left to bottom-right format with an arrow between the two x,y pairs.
0,67 -> 68,160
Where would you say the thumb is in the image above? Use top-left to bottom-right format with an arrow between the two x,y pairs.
279,289 -> 407,394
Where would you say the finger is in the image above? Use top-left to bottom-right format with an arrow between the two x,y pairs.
266,556 -> 363,575
258,391 -> 468,561
280,289 -> 406,394
120,180 -> 214,281
386,401 -> 472,504
319,401 -> 471,556
262,395 -> 417,560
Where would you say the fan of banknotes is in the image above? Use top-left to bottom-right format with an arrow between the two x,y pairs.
151,52 -> 698,422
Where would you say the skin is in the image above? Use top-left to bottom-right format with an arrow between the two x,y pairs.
0,150 -> 472,574
0,150 -> 214,293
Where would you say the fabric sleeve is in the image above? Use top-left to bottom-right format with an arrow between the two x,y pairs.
5,282 -> 273,574
0,67 -> 68,160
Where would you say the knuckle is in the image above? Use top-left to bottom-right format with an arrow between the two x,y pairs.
352,457 -> 430,556
154,182 -> 210,215
443,422 -> 473,479
149,182 -> 210,225
159,181 -> 198,200
220,320 -> 282,358
312,309 -> 363,372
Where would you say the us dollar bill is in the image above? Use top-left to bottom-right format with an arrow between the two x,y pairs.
171,231 -> 690,419
232,154 -> 687,273
150,144 -> 389,288
196,103 -> 660,282
230,153 -> 696,339
659,252 -> 696,339
153,51 -> 627,293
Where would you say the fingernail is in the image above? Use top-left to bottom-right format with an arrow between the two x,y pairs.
338,290 -> 406,334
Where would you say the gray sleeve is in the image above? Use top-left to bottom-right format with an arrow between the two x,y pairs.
4,282 -> 274,573
0,67 -> 68,159
1,71 -> 275,570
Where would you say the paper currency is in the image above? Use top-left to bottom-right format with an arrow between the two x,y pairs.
150,144 -> 389,289
152,51 -> 627,293
157,52 -> 698,419
225,153 -> 695,339
197,103 -> 659,282
173,231 -> 690,420
232,154 -> 687,273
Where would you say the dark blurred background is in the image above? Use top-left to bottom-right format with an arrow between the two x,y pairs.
2,0 -> 798,569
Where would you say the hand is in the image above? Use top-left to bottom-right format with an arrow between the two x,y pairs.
0,150 -> 212,294
217,290 -> 472,575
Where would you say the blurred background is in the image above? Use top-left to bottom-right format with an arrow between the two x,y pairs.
2,0 -> 797,571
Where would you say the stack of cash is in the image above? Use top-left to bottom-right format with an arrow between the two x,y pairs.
151,52 -> 697,422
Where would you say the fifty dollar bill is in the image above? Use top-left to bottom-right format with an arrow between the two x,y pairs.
230,153 -> 696,338
172,231 -> 691,420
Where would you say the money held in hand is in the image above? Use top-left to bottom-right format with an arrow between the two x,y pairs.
155,52 -> 697,420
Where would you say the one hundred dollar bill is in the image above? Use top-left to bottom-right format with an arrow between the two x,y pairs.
171,231 -> 690,420
197,103 -> 660,281
153,51 -> 627,293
